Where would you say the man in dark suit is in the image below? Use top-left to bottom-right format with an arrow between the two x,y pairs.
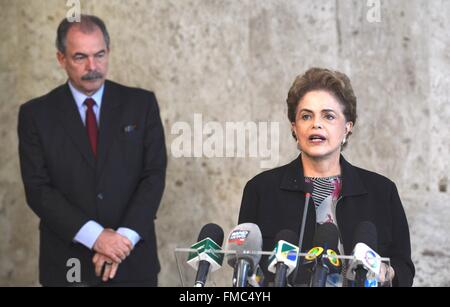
18,15 -> 167,286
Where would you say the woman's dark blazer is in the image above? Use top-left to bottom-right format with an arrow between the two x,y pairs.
238,154 -> 415,287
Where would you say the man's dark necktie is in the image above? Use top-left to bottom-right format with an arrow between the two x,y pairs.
84,98 -> 98,157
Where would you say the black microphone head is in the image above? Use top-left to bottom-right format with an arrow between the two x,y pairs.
197,223 -> 224,246
312,223 -> 339,251
274,229 -> 299,246
352,221 -> 378,252
303,180 -> 313,194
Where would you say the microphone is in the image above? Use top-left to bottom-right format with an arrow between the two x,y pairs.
225,223 -> 263,287
305,223 -> 342,287
186,223 -> 224,287
291,182 -> 313,285
297,182 -> 313,252
267,229 -> 300,287
347,221 -> 381,287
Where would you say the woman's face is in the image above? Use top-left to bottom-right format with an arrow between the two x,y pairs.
292,90 -> 353,161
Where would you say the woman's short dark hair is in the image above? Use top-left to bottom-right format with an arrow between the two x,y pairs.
286,67 -> 357,142
56,14 -> 110,53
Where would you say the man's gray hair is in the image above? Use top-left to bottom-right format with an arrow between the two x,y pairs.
56,14 -> 110,53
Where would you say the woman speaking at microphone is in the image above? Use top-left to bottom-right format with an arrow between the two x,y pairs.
238,68 -> 414,287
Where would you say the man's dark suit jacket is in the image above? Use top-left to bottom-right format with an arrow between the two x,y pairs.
18,80 -> 167,286
238,155 -> 415,287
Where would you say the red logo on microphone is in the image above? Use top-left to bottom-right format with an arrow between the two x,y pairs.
228,230 -> 250,245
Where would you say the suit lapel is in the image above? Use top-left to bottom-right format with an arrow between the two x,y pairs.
96,81 -> 122,177
55,83 -> 96,169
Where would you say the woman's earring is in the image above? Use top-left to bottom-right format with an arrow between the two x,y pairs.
341,137 -> 347,146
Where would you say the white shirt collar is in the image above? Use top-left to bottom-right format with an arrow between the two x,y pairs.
68,80 -> 105,109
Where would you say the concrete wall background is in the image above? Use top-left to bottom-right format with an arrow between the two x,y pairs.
0,0 -> 448,286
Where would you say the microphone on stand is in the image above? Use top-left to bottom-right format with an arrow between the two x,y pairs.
186,223 -> 225,287
225,223 -> 263,287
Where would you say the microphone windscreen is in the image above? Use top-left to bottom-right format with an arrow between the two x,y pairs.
274,229 -> 299,246
312,223 -> 339,251
225,223 -> 263,268
303,181 -> 314,194
352,221 -> 378,252
197,223 -> 224,246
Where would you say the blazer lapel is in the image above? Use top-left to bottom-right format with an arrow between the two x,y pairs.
280,154 -> 309,192
96,81 -> 122,177
340,155 -> 368,197
54,83 -> 96,169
